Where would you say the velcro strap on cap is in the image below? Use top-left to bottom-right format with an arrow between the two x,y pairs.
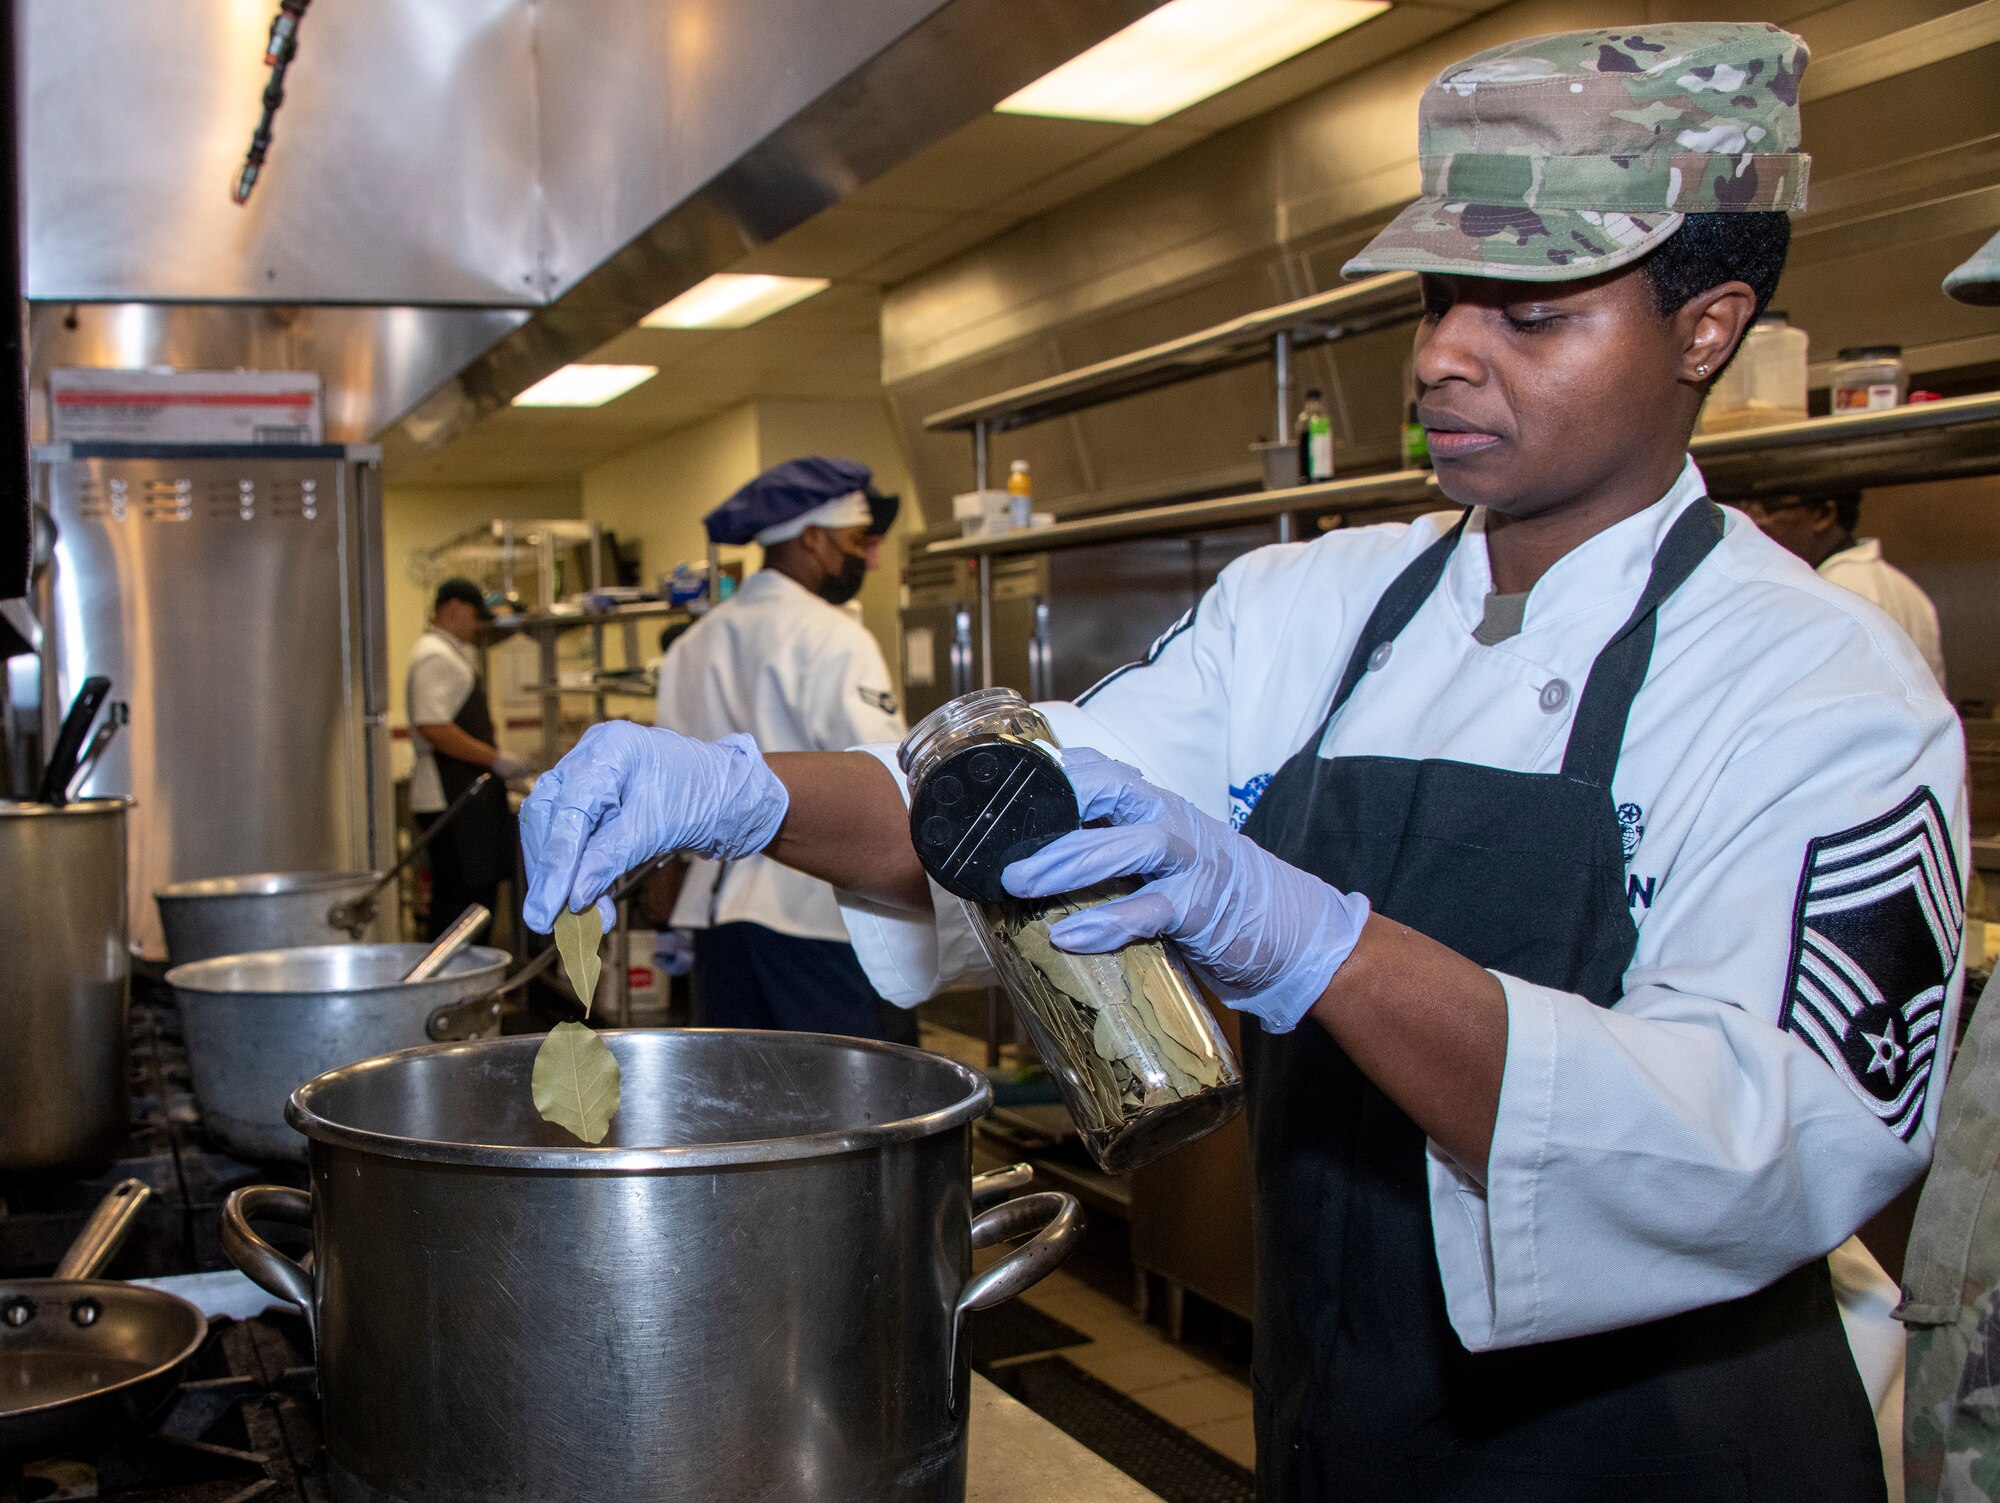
1424,151 -> 1809,212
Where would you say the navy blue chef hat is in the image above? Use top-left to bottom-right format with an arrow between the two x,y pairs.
703,457 -> 901,546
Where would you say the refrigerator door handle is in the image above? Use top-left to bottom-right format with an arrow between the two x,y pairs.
1030,597 -> 1052,702
951,607 -> 974,697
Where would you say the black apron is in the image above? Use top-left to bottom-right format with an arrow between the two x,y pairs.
1237,498 -> 1884,1502
432,670 -> 515,891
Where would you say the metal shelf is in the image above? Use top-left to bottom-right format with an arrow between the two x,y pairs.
922,273 -> 1421,436
1686,390 -> 2000,498
481,601 -> 688,640
530,679 -> 656,701
926,391 -> 2000,560
928,470 -> 1439,559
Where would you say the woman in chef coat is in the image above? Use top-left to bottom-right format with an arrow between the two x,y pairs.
521,24 -> 1967,1501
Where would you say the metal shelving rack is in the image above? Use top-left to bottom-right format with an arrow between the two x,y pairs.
920,265 -> 2000,684
922,273 -> 1426,689
481,602 -> 690,766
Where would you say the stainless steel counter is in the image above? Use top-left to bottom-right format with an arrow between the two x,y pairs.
969,1373 -> 1165,1502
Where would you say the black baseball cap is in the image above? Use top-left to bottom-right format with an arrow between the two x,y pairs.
434,577 -> 493,620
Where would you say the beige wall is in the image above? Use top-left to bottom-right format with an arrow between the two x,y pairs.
578,404 -> 762,589
579,396 -> 916,692
379,480 -> 582,773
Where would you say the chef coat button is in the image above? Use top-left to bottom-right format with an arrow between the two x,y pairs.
1539,678 -> 1572,713
1366,642 -> 1393,672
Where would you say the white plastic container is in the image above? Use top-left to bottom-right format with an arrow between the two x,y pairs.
951,489 -> 1010,538
625,930 -> 669,1023
1701,312 -> 1809,433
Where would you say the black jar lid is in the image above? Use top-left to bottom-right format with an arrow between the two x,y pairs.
908,739 -> 1080,905
1836,345 -> 1903,360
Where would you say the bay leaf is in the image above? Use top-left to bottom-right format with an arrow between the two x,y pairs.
553,906 -> 604,1016
532,1021 -> 622,1144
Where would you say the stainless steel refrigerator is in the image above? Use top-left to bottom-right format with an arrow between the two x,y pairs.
35,443 -> 390,960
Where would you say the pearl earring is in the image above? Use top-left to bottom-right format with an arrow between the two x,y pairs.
1695,363 -> 1709,377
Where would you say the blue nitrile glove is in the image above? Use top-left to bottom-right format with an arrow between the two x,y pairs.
1000,748 -> 1370,1033
654,928 -> 695,978
520,723 -> 787,933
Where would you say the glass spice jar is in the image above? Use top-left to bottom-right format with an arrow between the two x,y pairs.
900,689 -> 1245,1172
1830,345 -> 1907,413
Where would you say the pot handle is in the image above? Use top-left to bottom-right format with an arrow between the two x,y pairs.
969,1162 -> 1033,1215
427,992 -> 504,1041
221,1186 -> 316,1350
949,1189 -> 1084,1416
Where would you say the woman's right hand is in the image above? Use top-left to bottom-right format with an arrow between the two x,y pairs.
519,723 -> 787,932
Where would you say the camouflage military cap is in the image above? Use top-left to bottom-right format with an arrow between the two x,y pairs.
1945,230 -> 2000,306
1345,23 -> 1810,283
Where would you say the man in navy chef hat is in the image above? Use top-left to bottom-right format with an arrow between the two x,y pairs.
646,456 -> 913,1041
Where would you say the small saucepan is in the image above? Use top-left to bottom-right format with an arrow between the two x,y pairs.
0,1180 -> 208,1459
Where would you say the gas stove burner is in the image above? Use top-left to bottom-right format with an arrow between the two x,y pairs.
3,987 -> 323,1502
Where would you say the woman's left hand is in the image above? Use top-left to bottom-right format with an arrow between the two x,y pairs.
1001,748 -> 1370,1033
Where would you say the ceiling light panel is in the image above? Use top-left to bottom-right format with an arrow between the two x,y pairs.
511,364 -> 658,408
998,0 -> 1388,125
642,274 -> 832,330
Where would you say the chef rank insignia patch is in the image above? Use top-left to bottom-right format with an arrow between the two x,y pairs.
1780,789 -> 1962,1141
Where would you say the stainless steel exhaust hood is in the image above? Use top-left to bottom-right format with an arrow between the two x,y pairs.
19,0 -> 1167,445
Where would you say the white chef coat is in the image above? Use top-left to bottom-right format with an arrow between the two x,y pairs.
838,460 -> 1967,1372
1819,536 -> 1946,691
657,567 -> 906,942
406,627 -> 479,815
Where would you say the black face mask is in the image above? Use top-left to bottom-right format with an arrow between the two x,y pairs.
816,548 -> 868,606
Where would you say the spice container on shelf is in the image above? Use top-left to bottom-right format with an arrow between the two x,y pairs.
900,689 -> 1245,1172
1830,346 -> 1907,412
1700,311 -> 1808,433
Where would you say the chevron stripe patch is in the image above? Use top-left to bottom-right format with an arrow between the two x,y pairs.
1780,788 -> 1962,1141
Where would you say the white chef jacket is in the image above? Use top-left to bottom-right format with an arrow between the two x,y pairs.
406,627 -> 479,815
657,567 -> 906,942
1819,536 -> 1946,691
837,460 -> 1967,1368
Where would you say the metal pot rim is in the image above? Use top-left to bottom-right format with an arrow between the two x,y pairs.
285,1030 -> 995,1172
165,943 -> 511,996
155,870 -> 378,901
0,796 -> 133,819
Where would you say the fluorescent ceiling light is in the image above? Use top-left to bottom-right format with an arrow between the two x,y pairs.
511,364 -> 658,408
998,0 -> 1388,125
642,273 -> 831,330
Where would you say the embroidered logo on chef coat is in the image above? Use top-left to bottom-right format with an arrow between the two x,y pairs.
1779,788 -> 1961,1142
1230,773 -> 1274,830
1617,803 -> 1646,862
858,687 -> 899,716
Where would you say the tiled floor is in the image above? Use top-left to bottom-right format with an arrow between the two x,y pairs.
1007,1266 -> 1257,1471
924,1016 -> 1259,1476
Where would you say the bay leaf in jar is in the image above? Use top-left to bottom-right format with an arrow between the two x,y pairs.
1004,886 -> 1227,1108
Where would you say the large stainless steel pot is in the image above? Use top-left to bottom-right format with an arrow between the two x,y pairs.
155,870 -> 388,966
222,1030 -> 1083,1503
1,798 -> 130,1175
167,943 -> 510,1163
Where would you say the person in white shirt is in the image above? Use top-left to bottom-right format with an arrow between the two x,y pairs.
650,456 -> 909,1041
1740,491 -> 1947,689
406,577 -> 528,938
520,26 -> 1967,1499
